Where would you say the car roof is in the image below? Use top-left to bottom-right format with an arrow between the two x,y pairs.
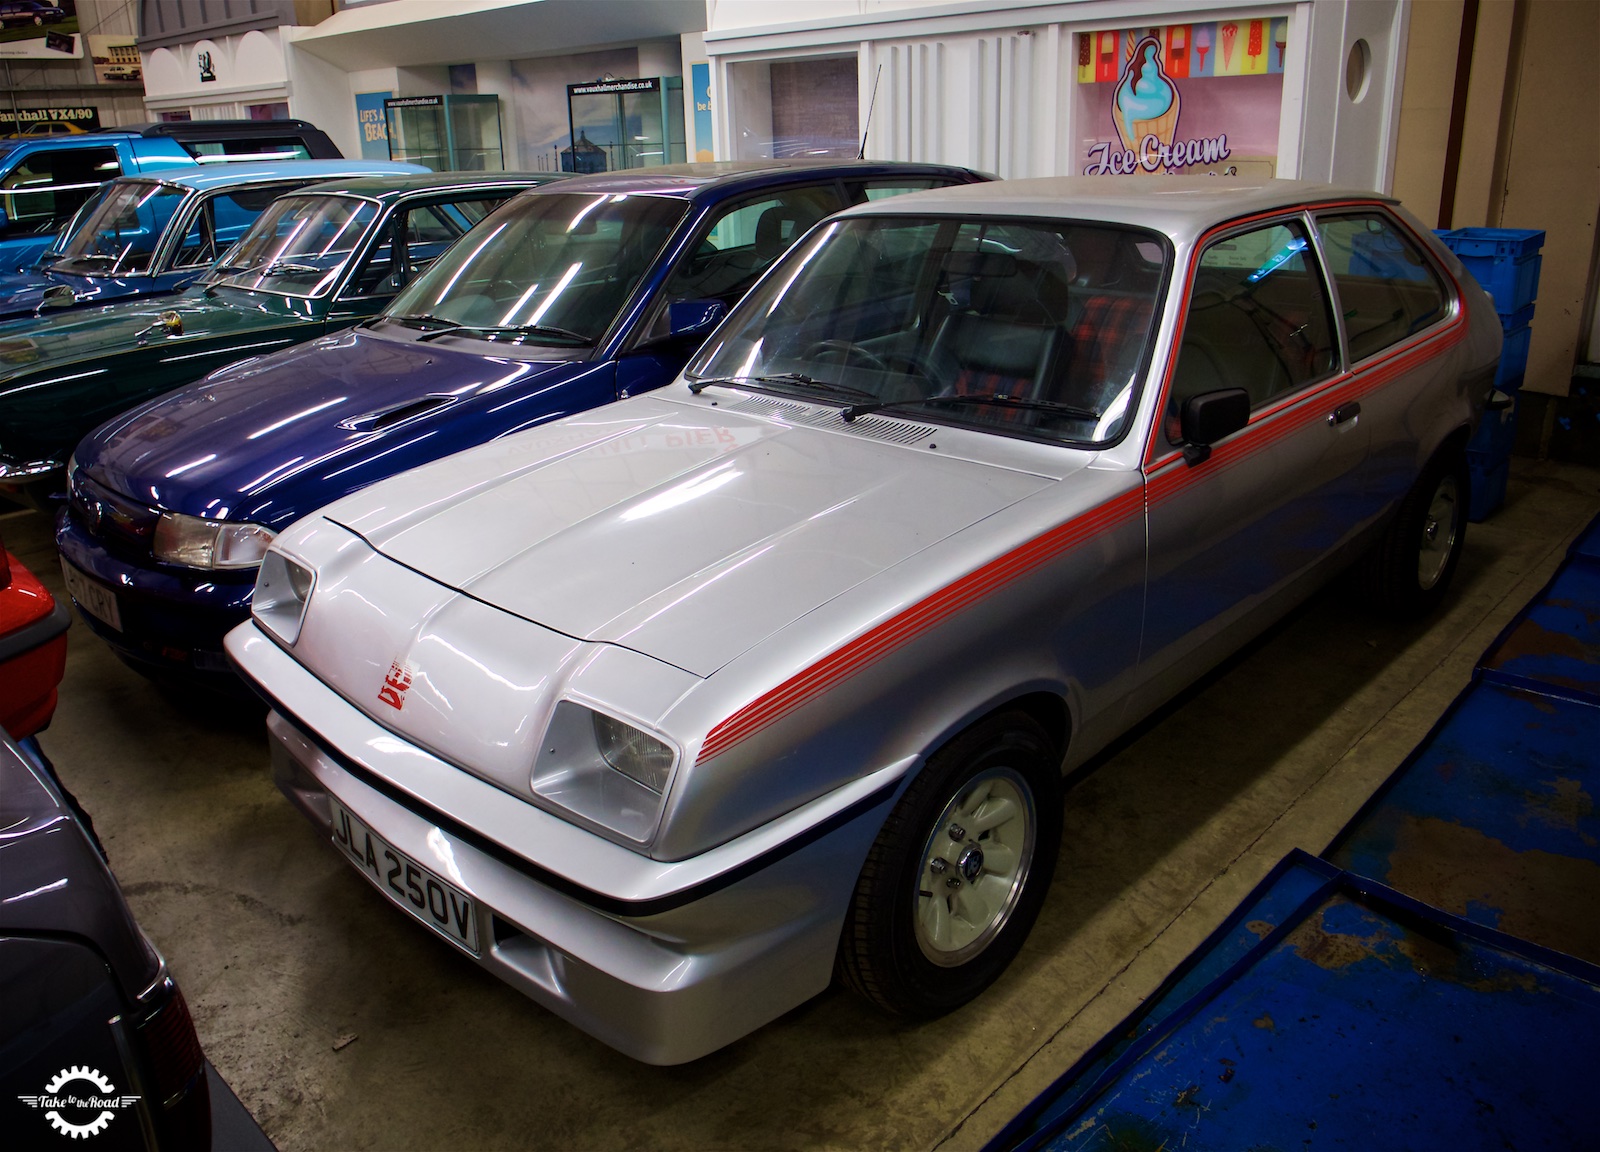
842,176 -> 1398,243
288,170 -> 571,200
537,159 -> 985,202
118,159 -> 426,193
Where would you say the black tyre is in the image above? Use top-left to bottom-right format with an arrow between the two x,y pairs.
1358,443 -> 1469,617
837,712 -> 1062,1018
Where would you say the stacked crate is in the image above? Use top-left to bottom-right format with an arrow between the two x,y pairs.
1434,227 -> 1545,521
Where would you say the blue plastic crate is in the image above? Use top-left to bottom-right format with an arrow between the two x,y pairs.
1500,301 -> 1535,332
1469,456 -> 1509,522
1435,226 -> 1545,260
1497,324 -> 1532,389
1435,227 -> 1545,313
1469,390 -> 1520,464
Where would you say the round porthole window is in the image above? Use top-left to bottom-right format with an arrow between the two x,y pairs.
1345,38 -> 1371,102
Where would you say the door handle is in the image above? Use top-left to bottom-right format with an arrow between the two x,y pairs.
1328,401 -> 1360,426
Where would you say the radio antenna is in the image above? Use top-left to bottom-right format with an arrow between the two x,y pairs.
857,64 -> 884,160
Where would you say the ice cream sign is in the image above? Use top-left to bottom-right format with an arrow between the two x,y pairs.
1077,20 -> 1288,177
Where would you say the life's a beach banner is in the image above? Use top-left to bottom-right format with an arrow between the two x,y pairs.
1076,21 -> 1287,177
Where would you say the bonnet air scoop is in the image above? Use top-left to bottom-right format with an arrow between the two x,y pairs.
338,394 -> 458,432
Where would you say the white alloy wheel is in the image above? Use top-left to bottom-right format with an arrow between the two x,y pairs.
1417,473 -> 1460,590
913,767 -> 1037,966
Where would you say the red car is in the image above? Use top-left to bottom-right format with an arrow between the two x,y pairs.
0,529 -> 67,737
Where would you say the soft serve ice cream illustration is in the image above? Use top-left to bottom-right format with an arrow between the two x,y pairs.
1113,37 -> 1181,165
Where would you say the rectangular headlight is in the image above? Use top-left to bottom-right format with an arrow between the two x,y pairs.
531,701 -> 680,844
252,549 -> 314,646
153,512 -> 275,570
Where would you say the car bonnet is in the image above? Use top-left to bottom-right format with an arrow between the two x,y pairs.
0,292 -> 285,372
81,326 -> 584,525
317,393 -> 1063,678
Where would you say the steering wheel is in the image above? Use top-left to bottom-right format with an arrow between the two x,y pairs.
875,350 -> 946,387
806,339 -> 888,371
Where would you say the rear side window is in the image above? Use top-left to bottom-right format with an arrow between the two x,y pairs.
1167,218 -> 1338,445
344,194 -> 516,299
174,185 -> 298,268
1316,212 -> 1450,362
185,138 -> 314,162
854,180 -> 943,203
0,146 -> 122,237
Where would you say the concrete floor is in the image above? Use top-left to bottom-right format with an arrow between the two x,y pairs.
7,458 -> 1598,1152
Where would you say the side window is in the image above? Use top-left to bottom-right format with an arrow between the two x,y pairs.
1167,219 -> 1337,446
639,184 -> 845,341
174,186 -> 291,268
0,147 -> 122,237
344,196 -> 509,299
1316,212 -> 1450,362
404,204 -> 460,245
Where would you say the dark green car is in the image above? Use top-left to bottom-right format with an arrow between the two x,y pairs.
0,171 -> 564,502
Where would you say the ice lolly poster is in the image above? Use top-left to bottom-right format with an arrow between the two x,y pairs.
1076,20 -> 1287,176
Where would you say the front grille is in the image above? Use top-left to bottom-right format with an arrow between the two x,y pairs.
69,472 -> 160,555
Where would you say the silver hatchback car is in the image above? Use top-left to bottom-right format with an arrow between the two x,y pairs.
227,178 -> 1501,1063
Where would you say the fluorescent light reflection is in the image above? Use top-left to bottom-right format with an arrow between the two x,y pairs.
620,463 -> 740,521
247,397 -> 346,440
524,262 -> 582,327
165,453 -> 217,478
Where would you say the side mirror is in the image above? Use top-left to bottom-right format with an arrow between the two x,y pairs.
40,283 -> 76,309
0,207 -> 10,233
668,299 -> 726,338
1179,388 -> 1250,466
135,310 -> 184,344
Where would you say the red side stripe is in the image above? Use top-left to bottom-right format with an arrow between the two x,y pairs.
696,486 -> 1145,764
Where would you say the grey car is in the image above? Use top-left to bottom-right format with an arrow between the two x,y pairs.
226,177 -> 1501,1063
0,732 -> 270,1147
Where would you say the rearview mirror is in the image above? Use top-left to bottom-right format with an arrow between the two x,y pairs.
40,283 -> 76,309
1180,388 -> 1250,465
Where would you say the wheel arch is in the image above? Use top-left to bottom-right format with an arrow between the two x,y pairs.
918,688 -> 1072,777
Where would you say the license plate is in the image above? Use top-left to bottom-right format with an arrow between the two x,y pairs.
330,799 -> 480,955
60,559 -> 122,631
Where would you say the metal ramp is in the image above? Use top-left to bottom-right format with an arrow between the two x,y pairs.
989,512 -> 1600,1151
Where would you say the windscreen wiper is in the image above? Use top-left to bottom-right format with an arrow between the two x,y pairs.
258,260 -> 325,276
842,391 -> 1100,423
390,313 -> 458,330
687,372 -> 874,400
414,322 -> 592,346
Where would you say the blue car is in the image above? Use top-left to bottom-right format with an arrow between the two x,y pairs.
0,158 -> 427,319
60,160 -> 987,681
0,121 -> 346,272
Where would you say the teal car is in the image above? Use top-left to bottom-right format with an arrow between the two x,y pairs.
0,171 -> 565,502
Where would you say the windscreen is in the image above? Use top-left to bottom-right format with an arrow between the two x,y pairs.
688,215 -> 1168,445
206,193 -> 378,298
385,191 -> 688,347
51,180 -> 188,275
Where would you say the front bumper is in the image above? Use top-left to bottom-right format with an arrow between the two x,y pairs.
56,512 -> 255,675
228,621 -> 908,1064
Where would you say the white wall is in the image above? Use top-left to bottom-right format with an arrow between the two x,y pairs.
703,0 -> 1409,191
141,27 -> 294,118
283,27 -> 362,156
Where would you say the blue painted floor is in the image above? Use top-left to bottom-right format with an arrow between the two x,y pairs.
990,513 -> 1600,1151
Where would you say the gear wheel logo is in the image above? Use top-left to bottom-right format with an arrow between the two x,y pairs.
16,1064 -> 140,1139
